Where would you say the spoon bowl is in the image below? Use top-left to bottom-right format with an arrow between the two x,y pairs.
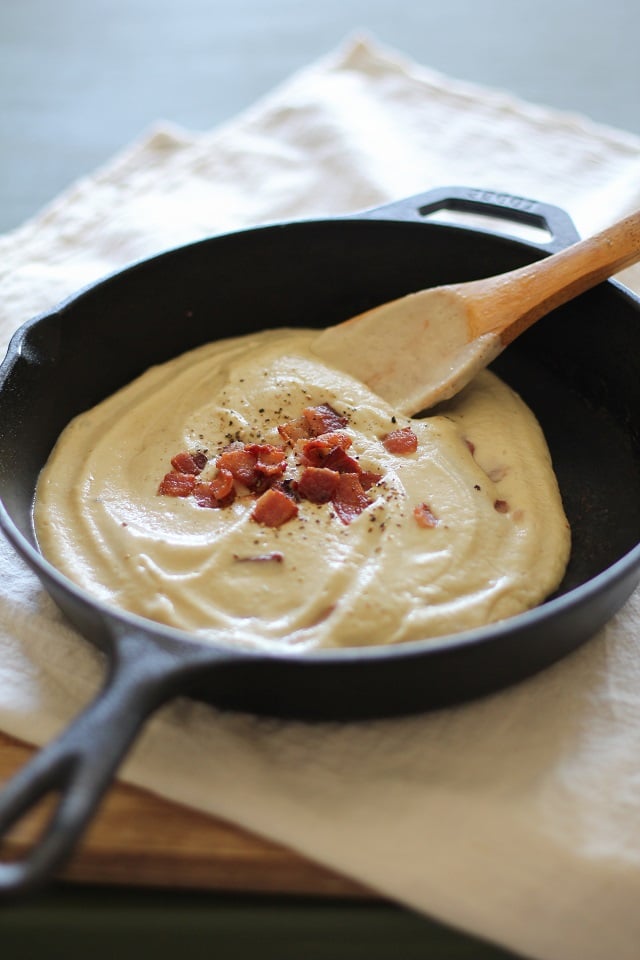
312,208 -> 640,413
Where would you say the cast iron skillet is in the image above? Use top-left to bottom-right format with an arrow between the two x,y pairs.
0,186 -> 639,896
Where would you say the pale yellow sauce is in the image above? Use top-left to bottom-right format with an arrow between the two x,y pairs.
34,328 -> 570,652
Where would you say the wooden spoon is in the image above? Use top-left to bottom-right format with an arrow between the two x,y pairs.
312,209 -> 640,415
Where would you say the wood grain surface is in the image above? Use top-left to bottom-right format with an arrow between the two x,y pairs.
0,730 -> 370,896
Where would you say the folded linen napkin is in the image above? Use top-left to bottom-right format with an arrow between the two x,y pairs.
2,36 -> 640,960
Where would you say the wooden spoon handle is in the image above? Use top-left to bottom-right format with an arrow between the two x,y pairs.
464,208 -> 640,344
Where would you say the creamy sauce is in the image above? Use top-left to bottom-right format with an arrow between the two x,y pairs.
34,328 -> 570,652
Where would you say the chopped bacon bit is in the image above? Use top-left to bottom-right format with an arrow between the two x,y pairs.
297,467 -> 341,504
245,443 -> 286,465
158,471 -> 197,497
322,446 -> 362,474
216,444 -> 286,490
299,430 -> 351,455
297,432 -> 381,495
318,431 -> 353,450
233,552 -> 285,563
216,447 -> 261,489
382,426 -> 418,454
251,487 -> 299,527
298,433 -> 354,469
413,503 -> 439,528
193,469 -> 237,508
211,468 -> 236,499
245,443 -> 287,478
494,499 -> 509,513
358,470 -> 383,491
170,450 -> 208,475
277,417 -> 310,445
193,484 -> 236,509
331,474 -> 371,525
303,403 -> 348,436
159,400 -> 381,526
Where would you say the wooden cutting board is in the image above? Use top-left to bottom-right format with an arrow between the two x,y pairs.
0,730 -> 370,896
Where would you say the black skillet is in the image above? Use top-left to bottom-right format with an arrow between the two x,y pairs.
1,186 -> 639,896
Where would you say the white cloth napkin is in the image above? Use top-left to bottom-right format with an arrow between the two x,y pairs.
2,35 -> 640,960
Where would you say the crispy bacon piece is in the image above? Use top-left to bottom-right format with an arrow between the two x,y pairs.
358,470 -> 383,491
210,468 -> 236,499
251,487 -> 299,527
297,432 -> 382,494
382,426 -> 418,454
303,403 -> 348,436
170,450 -> 208,475
297,466 -> 340,504
301,431 -> 352,453
216,443 -> 286,491
279,404 -> 348,444
233,552 -> 284,563
494,499 -> 509,513
413,502 -> 438,528
324,447 -> 362,475
158,471 -> 197,497
216,446 -> 260,488
331,474 -> 371,525
298,432 -> 353,468
193,469 -> 236,508
277,417 -> 310,445
245,443 -> 287,478
317,431 -> 352,450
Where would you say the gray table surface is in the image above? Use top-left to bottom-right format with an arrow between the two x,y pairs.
1,1 -> 639,956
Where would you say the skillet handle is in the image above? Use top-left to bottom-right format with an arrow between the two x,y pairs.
360,185 -> 582,252
0,630 -> 190,897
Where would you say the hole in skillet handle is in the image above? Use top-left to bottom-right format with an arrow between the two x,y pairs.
359,185 -> 582,253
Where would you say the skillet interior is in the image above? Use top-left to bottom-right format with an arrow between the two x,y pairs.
1,213 -> 640,716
